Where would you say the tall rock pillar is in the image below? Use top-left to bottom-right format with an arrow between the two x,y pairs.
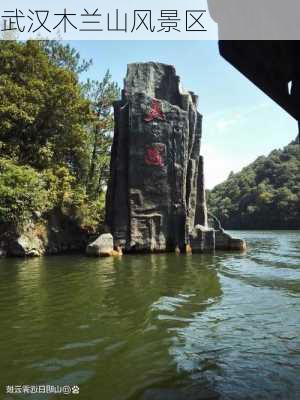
106,62 -> 208,252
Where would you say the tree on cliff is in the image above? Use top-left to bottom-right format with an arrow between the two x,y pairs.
207,140 -> 300,229
84,71 -> 120,200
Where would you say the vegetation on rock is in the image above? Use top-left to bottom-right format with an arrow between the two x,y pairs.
0,40 -> 119,233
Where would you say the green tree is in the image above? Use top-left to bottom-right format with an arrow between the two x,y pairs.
0,41 -> 91,179
41,40 -> 92,74
85,71 -> 120,199
0,158 -> 47,225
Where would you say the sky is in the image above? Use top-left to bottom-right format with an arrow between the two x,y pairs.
71,40 -> 297,189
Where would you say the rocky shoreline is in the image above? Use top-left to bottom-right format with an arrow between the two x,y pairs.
0,210 -> 91,257
0,228 -> 246,258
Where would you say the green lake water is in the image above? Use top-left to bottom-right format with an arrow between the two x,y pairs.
0,231 -> 299,400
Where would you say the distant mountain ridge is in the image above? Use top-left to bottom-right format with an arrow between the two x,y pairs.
207,139 -> 300,229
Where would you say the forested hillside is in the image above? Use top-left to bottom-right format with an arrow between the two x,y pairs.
207,140 -> 300,229
0,41 -> 119,233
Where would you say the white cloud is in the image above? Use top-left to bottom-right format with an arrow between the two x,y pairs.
206,102 -> 269,134
215,112 -> 242,131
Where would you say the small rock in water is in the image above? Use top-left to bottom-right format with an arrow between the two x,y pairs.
86,233 -> 114,257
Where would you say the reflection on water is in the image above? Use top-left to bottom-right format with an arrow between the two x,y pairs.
0,231 -> 299,399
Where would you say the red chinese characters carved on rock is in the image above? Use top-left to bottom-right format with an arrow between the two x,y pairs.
144,99 -> 165,122
145,146 -> 164,167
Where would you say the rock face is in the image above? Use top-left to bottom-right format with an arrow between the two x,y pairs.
190,225 -> 215,253
215,230 -> 246,251
10,233 -> 44,257
106,62 -> 208,253
2,210 -> 90,257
